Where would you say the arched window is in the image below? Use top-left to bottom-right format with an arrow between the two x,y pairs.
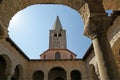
55,52 -> 61,60
43,55 -> 46,59
71,54 -> 73,59
71,70 -> 82,80
48,67 -> 66,80
0,55 -> 12,80
58,33 -> 62,37
55,77 -> 64,80
11,64 -> 23,80
54,33 -> 57,37
11,66 -> 20,80
33,70 -> 44,80
0,55 -> 7,80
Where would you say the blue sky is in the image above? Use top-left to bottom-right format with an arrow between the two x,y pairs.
8,4 -> 92,59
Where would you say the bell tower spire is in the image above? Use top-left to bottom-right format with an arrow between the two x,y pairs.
53,16 -> 63,30
49,16 -> 67,49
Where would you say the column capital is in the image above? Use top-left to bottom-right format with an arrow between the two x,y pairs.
84,16 -> 112,40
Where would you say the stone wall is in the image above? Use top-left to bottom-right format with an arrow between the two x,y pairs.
27,60 -> 87,80
0,38 -> 88,80
103,0 -> 120,10
0,39 -> 29,79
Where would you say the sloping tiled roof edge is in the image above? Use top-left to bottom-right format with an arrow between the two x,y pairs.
5,37 -> 93,61
82,43 -> 93,60
6,37 -> 30,61
40,49 -> 77,56
30,58 -> 83,61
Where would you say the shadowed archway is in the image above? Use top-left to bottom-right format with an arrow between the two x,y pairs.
33,70 -> 44,80
11,64 -> 23,80
0,55 -> 7,80
48,67 -> 66,80
11,66 -> 20,80
70,70 -> 82,80
55,77 -> 64,80
0,54 -> 12,80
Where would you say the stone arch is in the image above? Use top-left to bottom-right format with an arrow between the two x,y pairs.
107,16 -> 120,47
11,64 -> 24,80
0,0 -> 91,30
48,67 -> 66,80
0,55 -> 7,80
89,64 -> 100,80
107,15 -> 120,68
112,37 -> 120,56
32,70 -> 44,80
0,54 -> 12,79
112,36 -> 120,69
70,70 -> 82,80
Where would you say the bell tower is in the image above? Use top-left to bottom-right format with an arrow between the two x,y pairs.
49,16 -> 67,49
40,16 -> 76,59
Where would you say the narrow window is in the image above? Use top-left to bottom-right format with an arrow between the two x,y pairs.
119,49 -> 120,56
71,54 -> 73,59
55,52 -> 61,60
43,55 -> 46,59
54,33 -> 57,37
58,33 -> 62,37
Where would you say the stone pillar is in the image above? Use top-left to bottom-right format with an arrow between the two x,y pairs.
66,71 -> 71,80
84,16 -> 120,80
89,64 -> 100,80
5,66 -> 14,80
44,71 -> 48,80
6,76 -> 11,80
5,71 -> 13,80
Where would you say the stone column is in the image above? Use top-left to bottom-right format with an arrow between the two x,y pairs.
44,71 -> 48,80
89,64 -> 100,80
7,76 -> 12,80
5,65 -> 14,80
5,71 -> 13,80
85,16 -> 120,80
66,71 -> 71,80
